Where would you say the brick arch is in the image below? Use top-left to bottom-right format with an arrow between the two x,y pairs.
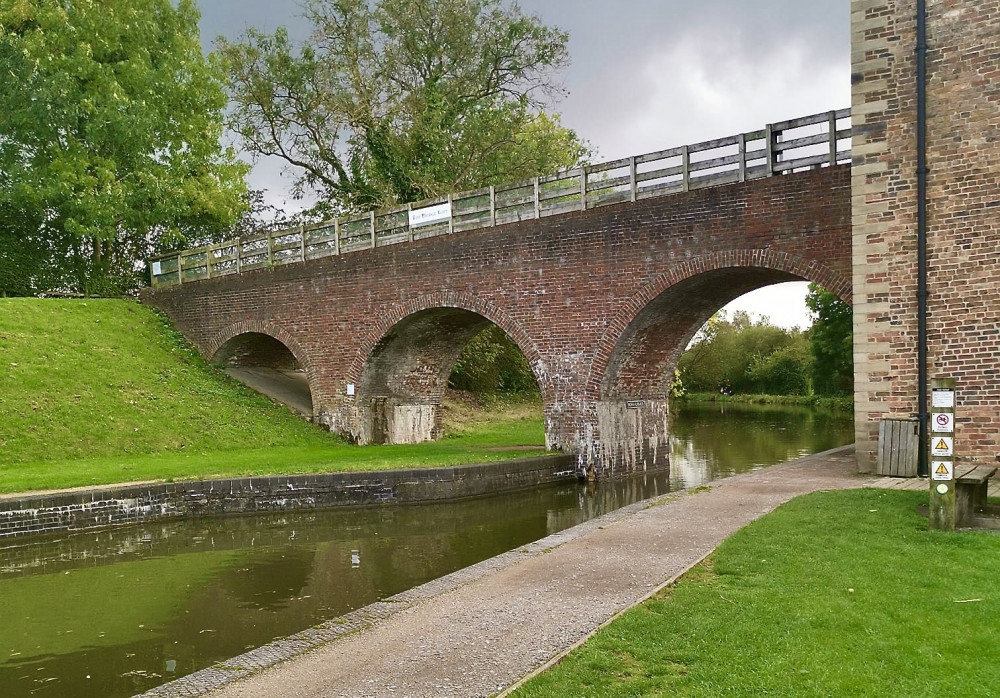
206,319 -> 318,391
347,291 -> 553,403
587,250 -> 852,398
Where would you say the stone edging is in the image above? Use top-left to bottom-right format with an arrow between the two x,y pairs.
0,455 -> 575,540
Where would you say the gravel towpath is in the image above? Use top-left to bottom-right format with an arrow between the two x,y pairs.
168,446 -> 871,698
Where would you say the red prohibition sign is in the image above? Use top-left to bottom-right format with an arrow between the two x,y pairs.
935,414 -> 950,427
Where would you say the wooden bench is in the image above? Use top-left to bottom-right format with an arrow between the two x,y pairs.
955,464 -> 997,526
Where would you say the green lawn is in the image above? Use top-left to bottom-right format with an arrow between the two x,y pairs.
513,489 -> 1000,697
0,298 -> 545,494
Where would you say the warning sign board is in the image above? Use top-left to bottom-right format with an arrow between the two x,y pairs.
932,412 -> 954,433
931,461 -> 954,481
931,437 -> 954,457
932,388 -> 955,409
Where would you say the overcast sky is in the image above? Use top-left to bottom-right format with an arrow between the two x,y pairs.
196,0 -> 851,328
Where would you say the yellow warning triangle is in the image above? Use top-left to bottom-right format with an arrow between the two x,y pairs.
935,463 -> 949,475
935,439 -> 949,451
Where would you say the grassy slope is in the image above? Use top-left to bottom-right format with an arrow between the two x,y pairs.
514,489 -> 1000,697
0,299 -> 545,494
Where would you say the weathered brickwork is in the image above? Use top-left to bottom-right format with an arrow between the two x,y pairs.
0,455 -> 574,540
852,0 -> 1000,469
143,167 -> 851,474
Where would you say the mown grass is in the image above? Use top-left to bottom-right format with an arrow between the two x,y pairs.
679,391 -> 854,412
513,489 -> 1000,697
0,298 -> 546,494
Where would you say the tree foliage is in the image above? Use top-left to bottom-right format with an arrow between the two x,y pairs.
805,284 -> 853,396
217,0 -> 589,216
449,325 -> 538,396
678,311 -> 811,396
0,0 -> 248,295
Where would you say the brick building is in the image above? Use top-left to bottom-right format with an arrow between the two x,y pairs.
851,0 -> 1000,469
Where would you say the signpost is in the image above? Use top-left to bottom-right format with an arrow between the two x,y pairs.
929,378 -> 956,531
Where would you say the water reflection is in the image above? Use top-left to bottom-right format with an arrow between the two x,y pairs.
669,402 -> 853,488
0,403 -> 852,698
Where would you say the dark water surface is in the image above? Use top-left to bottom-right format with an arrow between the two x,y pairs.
0,403 -> 852,698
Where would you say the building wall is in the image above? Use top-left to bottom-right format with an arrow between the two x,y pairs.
852,0 -> 1000,469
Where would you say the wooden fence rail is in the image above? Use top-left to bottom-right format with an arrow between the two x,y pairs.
149,108 -> 852,288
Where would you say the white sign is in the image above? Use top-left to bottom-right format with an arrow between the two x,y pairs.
931,461 -> 954,481
936,483 -> 950,495
932,412 -> 954,433
346,383 -> 355,396
932,389 -> 955,409
151,261 -> 162,276
931,436 -> 954,457
408,202 -> 452,228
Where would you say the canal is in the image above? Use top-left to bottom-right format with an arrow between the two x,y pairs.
0,402 -> 852,698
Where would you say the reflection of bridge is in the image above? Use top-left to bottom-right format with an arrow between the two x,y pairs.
143,110 -> 852,475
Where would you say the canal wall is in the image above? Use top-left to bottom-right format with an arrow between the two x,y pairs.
0,455 -> 576,540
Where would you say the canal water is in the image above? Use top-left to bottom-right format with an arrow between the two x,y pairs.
0,403 -> 852,698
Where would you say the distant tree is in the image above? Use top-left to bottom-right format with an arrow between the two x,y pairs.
0,0 -> 248,295
806,284 -> 853,395
677,310 -> 811,395
217,0 -> 589,216
449,325 -> 538,396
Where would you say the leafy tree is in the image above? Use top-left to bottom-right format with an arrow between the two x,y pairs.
0,0 -> 248,295
806,284 -> 853,395
678,310 -> 811,395
449,325 -> 538,396
217,0 -> 589,215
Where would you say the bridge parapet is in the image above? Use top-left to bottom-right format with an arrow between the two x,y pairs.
149,108 -> 851,289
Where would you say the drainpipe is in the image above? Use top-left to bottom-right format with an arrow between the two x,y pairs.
916,0 -> 929,477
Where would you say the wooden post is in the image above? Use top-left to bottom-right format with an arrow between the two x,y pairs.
629,156 -> 637,202
447,194 -> 454,234
533,177 -> 540,219
407,203 -> 414,242
765,124 -> 775,177
681,145 -> 690,192
579,166 -> 587,211
489,185 -> 496,226
929,378 -> 957,531
738,133 -> 747,182
300,223 -> 306,262
333,218 -> 341,255
236,239 -> 243,274
177,253 -> 183,285
370,210 -> 376,248
828,111 -> 838,166
266,232 -> 274,267
205,248 -> 212,279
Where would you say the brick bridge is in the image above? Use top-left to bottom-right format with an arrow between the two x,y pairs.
144,110 -> 852,475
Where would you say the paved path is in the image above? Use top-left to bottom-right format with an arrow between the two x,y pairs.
225,367 -> 313,416
150,446 -> 873,698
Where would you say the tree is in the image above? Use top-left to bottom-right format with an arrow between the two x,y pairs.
449,325 -> 538,396
677,310 -> 811,395
217,0 -> 589,216
0,0 -> 248,295
806,284 -> 853,395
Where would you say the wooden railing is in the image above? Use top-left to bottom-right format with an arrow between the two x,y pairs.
149,108 -> 851,288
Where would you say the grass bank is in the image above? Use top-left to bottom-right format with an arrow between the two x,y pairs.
513,488 -> 1000,697
0,298 -> 545,495
678,391 -> 853,412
